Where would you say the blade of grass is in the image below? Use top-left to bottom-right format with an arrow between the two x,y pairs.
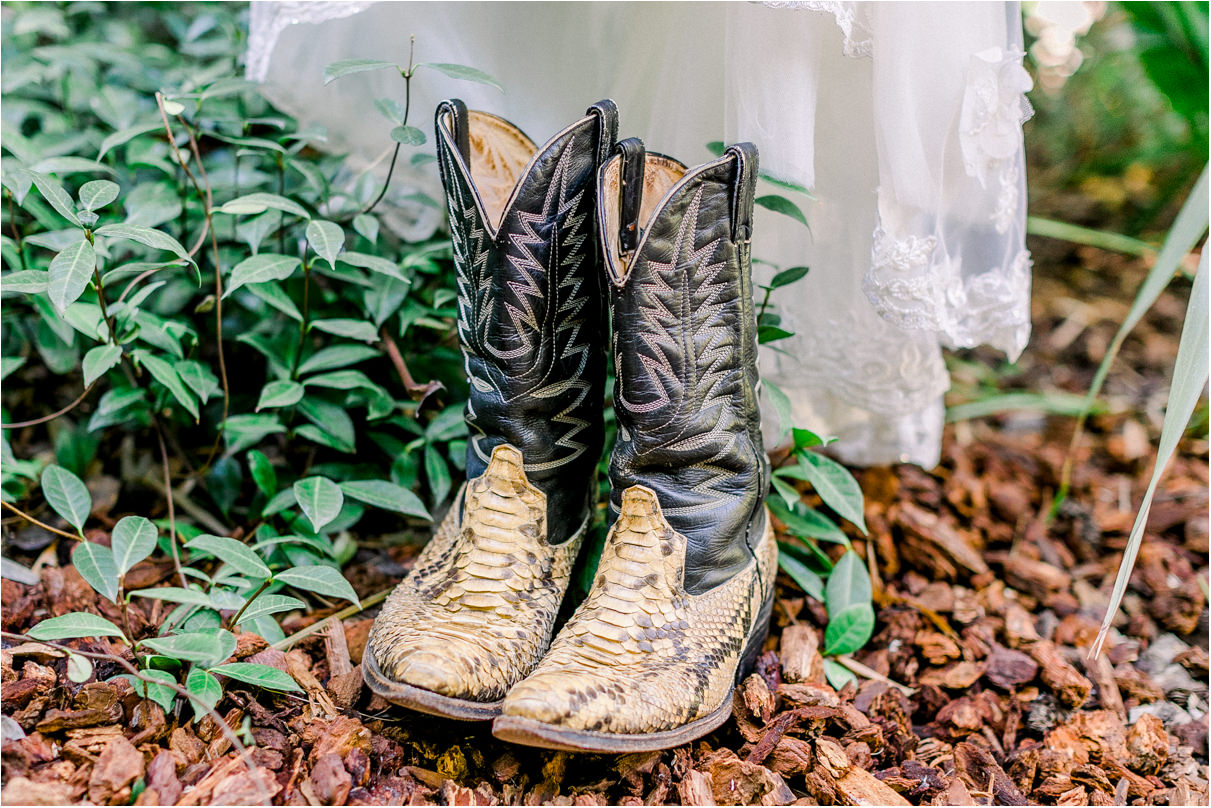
1092,248 -> 1208,657
1056,166 -> 1209,511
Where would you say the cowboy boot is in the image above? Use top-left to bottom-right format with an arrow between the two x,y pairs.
363,99 -> 618,719
494,139 -> 776,751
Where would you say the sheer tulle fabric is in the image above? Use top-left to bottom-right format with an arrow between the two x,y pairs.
248,1 -> 1032,467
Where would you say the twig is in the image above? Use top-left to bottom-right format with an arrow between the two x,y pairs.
153,423 -> 188,589
834,654 -> 916,696
380,325 -> 444,405
272,588 -> 390,651
0,630 -> 274,806
1,501 -> 80,540
230,578 -> 273,629
0,381 -> 98,429
361,36 -> 415,217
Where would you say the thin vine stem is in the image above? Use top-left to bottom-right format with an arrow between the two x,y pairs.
229,577 -> 272,628
154,421 -> 188,589
0,381 -> 98,429
361,36 -> 415,217
0,500 -> 80,540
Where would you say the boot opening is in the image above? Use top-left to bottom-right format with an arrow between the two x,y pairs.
463,110 -> 539,229
601,154 -> 686,278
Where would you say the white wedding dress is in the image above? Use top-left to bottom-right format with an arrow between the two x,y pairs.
247,1 -> 1033,468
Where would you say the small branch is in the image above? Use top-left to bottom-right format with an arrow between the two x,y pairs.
834,654 -> 915,696
272,588 -> 390,651
361,36 -> 415,217
0,381 -> 98,429
153,423 -> 188,589
229,577 -> 273,629
0,631 -> 274,807
380,326 -> 444,406
0,501 -> 79,540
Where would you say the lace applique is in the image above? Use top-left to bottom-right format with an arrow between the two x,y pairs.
863,225 -> 943,333
764,1 -> 873,58
247,2 -> 374,83
959,47 -> 1033,187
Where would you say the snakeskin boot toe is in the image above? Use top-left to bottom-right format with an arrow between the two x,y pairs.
494,140 -> 776,750
363,100 -> 617,720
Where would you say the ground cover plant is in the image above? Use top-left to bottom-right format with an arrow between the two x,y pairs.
1,2 -> 1207,806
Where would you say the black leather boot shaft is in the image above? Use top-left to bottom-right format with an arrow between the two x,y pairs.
435,99 -> 617,545
599,142 -> 769,594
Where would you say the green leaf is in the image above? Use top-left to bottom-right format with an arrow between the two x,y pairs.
825,550 -> 872,616
764,381 -> 793,442
792,428 -> 827,450
98,121 -> 162,159
66,652 -> 93,683
339,480 -> 431,520
77,180 -> 120,212
111,516 -> 158,577
118,669 -> 178,712
768,265 -> 810,289
823,658 -> 857,691
758,326 -> 794,345
234,593 -> 305,625
42,464 -> 92,532
135,351 -> 199,420
185,535 -> 271,580
425,443 -> 451,507
217,193 -> 310,220
94,223 -> 192,263
778,552 -> 825,602
275,565 -> 360,606
390,125 -> 426,146
245,282 -> 303,322
310,318 -> 378,343
247,450 -> 277,497
305,220 -> 344,269
82,344 -> 123,387
1,356 -> 27,381
755,195 -> 809,229
339,251 -> 409,281
2,270 -> 50,293
48,238 -> 96,312
416,62 -> 504,92
140,629 -> 236,666
207,662 -> 301,692
795,452 -> 867,533
256,380 -> 304,411
293,477 -> 344,532
128,586 -> 216,607
1095,247 -> 1210,655
185,667 -> 222,721
72,541 -> 119,602
353,213 -> 379,244
824,602 -> 875,656
297,345 -> 379,375
25,170 -> 81,225
225,253 -> 300,298
322,58 -> 399,85
27,611 -> 126,642
223,414 -> 286,455
303,370 -> 383,394
176,360 -> 220,404
770,475 -> 801,511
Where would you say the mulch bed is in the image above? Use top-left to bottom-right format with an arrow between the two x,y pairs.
2,245 -> 1207,805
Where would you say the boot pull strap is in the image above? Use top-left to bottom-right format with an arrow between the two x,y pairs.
616,137 -> 646,256
585,99 -> 619,169
436,98 -> 471,166
726,142 -> 759,244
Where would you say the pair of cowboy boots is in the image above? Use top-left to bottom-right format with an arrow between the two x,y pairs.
363,99 -> 775,753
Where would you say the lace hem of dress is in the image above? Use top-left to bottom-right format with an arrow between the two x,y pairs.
863,226 -> 1032,359
764,1 -> 873,58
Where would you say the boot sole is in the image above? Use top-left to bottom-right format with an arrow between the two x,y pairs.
362,641 -> 503,721
492,579 -> 775,752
